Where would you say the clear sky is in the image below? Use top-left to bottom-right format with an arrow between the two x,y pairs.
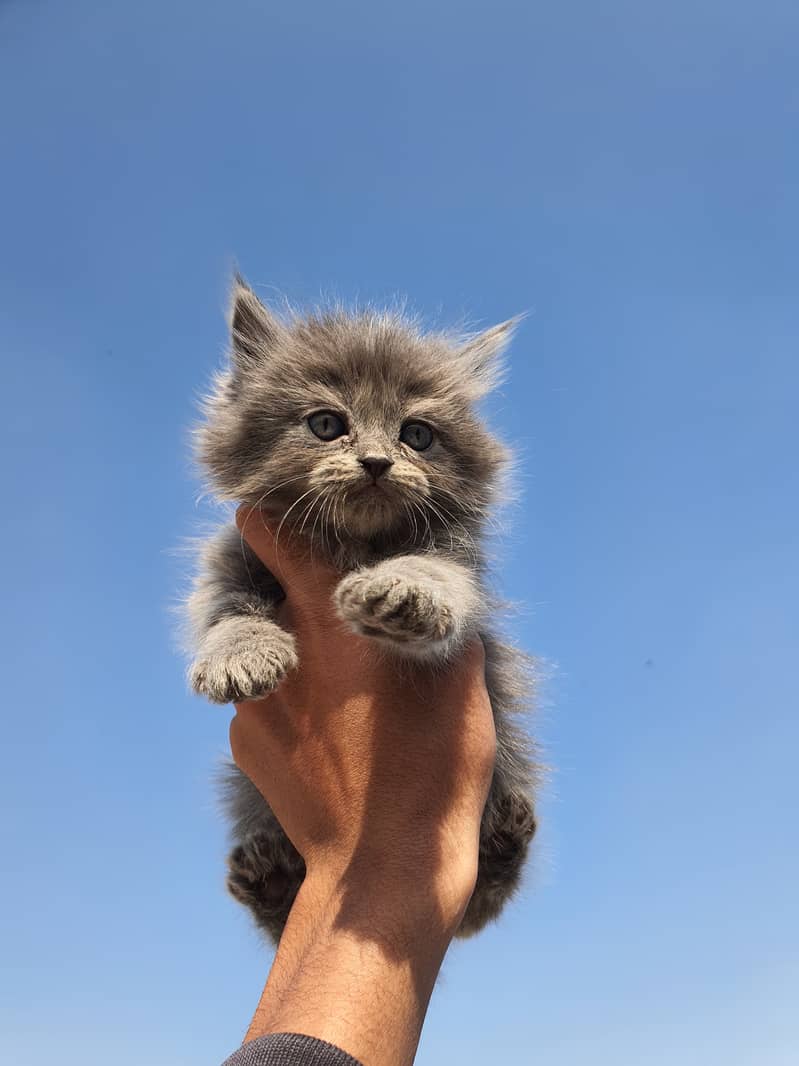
1,2 -> 797,1064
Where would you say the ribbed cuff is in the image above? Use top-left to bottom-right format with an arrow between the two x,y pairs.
221,1032 -> 363,1066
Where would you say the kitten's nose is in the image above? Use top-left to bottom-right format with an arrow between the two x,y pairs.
360,456 -> 393,481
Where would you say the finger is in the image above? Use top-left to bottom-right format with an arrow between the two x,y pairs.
236,504 -> 340,611
462,637 -> 486,673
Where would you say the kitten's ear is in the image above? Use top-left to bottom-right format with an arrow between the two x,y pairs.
456,316 -> 523,397
229,275 -> 282,368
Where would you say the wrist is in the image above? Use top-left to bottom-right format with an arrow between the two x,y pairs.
304,841 -> 479,941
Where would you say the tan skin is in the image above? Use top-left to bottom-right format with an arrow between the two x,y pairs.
229,505 -> 497,1066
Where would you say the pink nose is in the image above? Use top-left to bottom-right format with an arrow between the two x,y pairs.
360,457 -> 393,481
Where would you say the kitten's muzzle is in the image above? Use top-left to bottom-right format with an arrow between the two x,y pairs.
359,456 -> 393,482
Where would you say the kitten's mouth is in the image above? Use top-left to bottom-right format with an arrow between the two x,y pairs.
352,477 -> 392,497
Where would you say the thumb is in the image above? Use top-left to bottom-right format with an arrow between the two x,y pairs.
235,504 -> 340,612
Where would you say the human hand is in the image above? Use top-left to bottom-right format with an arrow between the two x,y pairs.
229,504 -> 496,927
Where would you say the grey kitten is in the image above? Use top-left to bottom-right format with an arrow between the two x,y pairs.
187,277 -> 538,943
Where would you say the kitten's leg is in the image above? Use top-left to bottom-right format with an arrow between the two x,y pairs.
187,524 -> 298,704
334,554 -> 481,661
458,783 -> 537,936
459,634 -> 539,935
221,762 -> 304,945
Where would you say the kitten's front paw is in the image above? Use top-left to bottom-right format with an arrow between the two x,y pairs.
190,624 -> 297,704
335,569 -> 456,652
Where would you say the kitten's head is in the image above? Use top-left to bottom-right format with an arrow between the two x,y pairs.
196,277 -> 518,552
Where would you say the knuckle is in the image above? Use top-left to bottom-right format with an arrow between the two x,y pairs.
228,714 -> 244,757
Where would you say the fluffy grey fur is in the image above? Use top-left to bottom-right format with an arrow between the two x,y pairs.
187,277 -> 538,943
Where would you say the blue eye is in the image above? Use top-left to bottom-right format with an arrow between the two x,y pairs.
400,421 -> 434,451
308,410 -> 347,441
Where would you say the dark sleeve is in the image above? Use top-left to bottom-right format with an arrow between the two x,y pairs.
221,1033 -> 363,1066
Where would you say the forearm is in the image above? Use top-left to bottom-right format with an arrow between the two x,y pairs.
244,867 -> 465,1066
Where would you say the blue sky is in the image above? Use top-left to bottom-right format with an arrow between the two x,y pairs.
1,2 -> 797,1063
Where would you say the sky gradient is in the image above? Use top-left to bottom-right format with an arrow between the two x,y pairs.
1,2 -> 797,1064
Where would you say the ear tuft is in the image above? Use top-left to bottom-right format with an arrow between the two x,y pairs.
229,276 -> 281,367
457,315 -> 523,397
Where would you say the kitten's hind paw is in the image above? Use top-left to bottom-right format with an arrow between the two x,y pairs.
458,789 -> 537,936
189,619 -> 297,704
227,832 -> 305,944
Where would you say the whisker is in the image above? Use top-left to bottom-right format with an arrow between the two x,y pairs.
272,487 -> 320,568
237,473 -> 313,582
310,491 -> 331,567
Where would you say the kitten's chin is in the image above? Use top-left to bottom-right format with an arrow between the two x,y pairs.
341,488 -> 404,539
